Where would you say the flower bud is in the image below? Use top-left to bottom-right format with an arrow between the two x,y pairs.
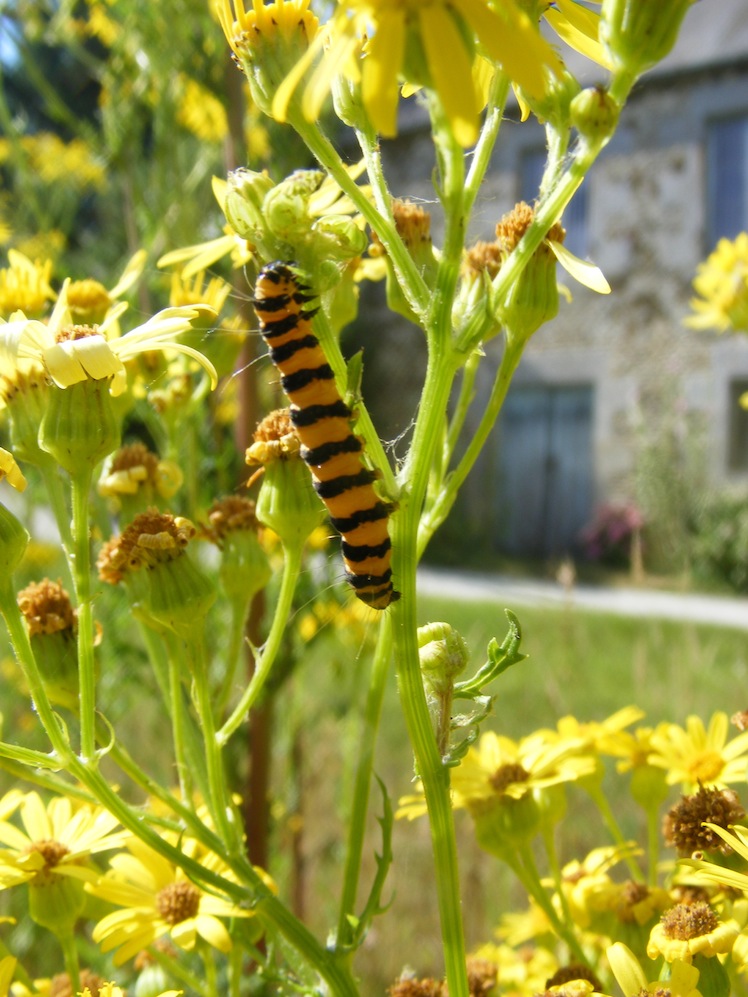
246,410 -> 325,550
264,170 -> 326,241
600,0 -> 693,81
0,502 -> 29,578
570,87 -> 620,147
39,378 -> 121,474
205,496 -> 272,603
418,622 -> 469,696
224,168 -> 275,243
17,579 -> 82,710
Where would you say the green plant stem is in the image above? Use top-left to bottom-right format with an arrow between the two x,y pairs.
58,928 -> 80,994
291,114 -> 431,320
443,348 -> 481,472
38,463 -> 73,557
169,649 -> 193,802
509,841 -> 588,967
218,539 -> 303,747
391,354 -> 469,997
2,585 -> 358,996
463,75 -> 510,219
646,802 -> 661,889
419,341 -> 523,556
336,616 -> 393,947
216,593 -> 251,718
152,944 -> 212,997
185,630 -> 243,856
583,779 -> 644,882
69,465 -> 97,761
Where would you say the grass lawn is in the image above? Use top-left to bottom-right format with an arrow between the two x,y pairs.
294,594 -> 748,991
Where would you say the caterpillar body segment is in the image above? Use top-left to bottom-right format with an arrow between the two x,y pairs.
253,261 -> 398,610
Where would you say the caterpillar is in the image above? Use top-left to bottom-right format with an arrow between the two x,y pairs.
253,261 -> 398,610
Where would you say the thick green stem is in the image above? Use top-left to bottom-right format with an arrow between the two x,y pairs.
69,466 -> 97,761
218,540 -> 303,747
58,928 -> 80,994
336,617 -> 393,947
391,352 -> 469,997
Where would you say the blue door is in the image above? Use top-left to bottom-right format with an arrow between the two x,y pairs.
495,385 -> 594,557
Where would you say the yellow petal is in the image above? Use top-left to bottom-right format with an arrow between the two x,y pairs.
108,250 -> 147,299
459,0 -> 563,98
419,4 -> 479,147
545,1 -> 611,69
607,943 -> 647,995
548,239 -> 611,293
0,448 -> 27,492
362,7 -> 405,138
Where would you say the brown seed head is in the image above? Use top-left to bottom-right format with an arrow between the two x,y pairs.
97,510 -> 196,583
663,785 -> 746,856
489,762 -> 530,795
495,202 -> 565,255
205,496 -> 260,543
660,901 -> 719,940
156,881 -> 201,925
17,578 -> 76,637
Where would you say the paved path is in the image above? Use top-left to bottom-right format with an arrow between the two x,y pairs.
417,566 -> 748,631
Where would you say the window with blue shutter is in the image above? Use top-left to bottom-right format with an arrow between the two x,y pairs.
706,115 -> 748,249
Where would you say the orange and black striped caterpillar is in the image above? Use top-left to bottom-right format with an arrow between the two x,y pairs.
253,261 -> 398,610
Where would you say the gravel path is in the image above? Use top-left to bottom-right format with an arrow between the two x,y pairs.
417,566 -> 748,632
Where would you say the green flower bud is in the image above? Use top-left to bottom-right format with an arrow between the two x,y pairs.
146,551 -> 217,643
3,367 -> 54,468
18,579 -> 82,710
224,168 -> 275,243
600,0 -> 694,80
495,203 -> 561,348
246,410 -> 325,551
39,378 -> 121,474
418,622 -> 469,696
28,866 -> 86,933
0,503 -> 29,578
570,86 -> 620,146
311,215 -> 368,262
472,791 -> 542,857
264,170 -> 325,241
205,496 -> 272,603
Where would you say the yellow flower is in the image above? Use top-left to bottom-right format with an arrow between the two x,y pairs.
176,75 -> 229,143
647,711 -> 748,790
0,449 -> 27,492
685,232 -> 748,333
397,728 -> 595,820
252,0 -> 564,148
158,177 -> 254,280
0,251 -> 56,319
90,835 -> 254,965
0,957 -> 15,997
646,901 -> 739,964
687,822 -> 748,895
0,281 -> 217,397
66,250 -> 147,325
606,942 -> 702,997
0,791 -> 125,890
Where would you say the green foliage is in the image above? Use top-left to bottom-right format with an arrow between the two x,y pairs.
690,488 -> 748,593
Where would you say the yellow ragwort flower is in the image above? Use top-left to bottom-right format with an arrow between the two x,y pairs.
687,822 -> 748,896
647,711 -> 748,790
0,790 -> 126,891
646,901 -> 739,965
685,232 -> 748,333
90,835 -> 254,964
257,0 -> 564,148
176,75 -> 229,143
0,250 -> 55,319
607,942 -> 702,997
0,281 -> 217,397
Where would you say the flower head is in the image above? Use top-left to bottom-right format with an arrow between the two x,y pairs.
90,835 -> 254,965
646,902 -> 739,965
0,282 -> 217,398
606,942 -> 702,997
0,791 -> 124,890
647,712 -> 748,790
685,233 -> 748,334
0,251 -> 55,319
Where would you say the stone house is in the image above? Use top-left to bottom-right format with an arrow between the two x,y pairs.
355,0 -> 748,563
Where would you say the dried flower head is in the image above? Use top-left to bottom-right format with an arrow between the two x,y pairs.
245,408 -> 301,466
17,579 -> 76,637
97,510 -> 197,584
664,785 -> 746,857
